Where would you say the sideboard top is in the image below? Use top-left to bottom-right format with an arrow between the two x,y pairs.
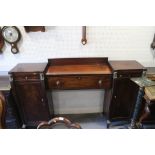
46,64 -> 112,76
109,60 -> 145,72
8,59 -> 146,75
9,63 -> 47,74
46,57 -> 112,76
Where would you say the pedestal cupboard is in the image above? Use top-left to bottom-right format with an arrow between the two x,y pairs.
104,61 -> 145,127
9,63 -> 53,128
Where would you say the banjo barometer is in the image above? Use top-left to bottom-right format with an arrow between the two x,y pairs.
2,26 -> 21,54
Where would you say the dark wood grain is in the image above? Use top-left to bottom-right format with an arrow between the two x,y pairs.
46,57 -> 112,90
47,75 -> 112,90
24,26 -> 45,32
109,79 -> 139,120
9,63 -> 53,128
109,60 -> 145,71
12,73 -> 40,81
9,58 -> 147,128
9,63 -> 47,74
47,57 -> 108,65
14,81 -> 50,123
46,64 -> 112,75
104,60 -> 145,127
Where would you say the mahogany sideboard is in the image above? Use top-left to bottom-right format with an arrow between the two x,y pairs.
8,58 -> 145,128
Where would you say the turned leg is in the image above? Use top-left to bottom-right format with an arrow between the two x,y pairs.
130,87 -> 145,129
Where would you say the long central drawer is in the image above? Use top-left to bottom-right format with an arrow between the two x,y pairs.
46,75 -> 112,90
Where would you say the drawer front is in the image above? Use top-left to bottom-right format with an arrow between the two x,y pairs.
117,71 -> 143,78
47,75 -> 112,90
12,73 -> 40,81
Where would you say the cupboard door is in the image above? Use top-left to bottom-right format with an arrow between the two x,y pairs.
109,78 -> 139,120
14,81 -> 50,126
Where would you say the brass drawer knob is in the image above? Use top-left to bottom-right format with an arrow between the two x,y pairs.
98,80 -> 102,86
77,77 -> 81,80
56,80 -> 60,86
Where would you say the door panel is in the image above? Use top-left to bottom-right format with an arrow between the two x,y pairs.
14,81 -> 50,124
109,78 -> 139,120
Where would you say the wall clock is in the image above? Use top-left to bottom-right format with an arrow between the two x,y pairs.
0,27 -> 4,53
2,26 -> 21,54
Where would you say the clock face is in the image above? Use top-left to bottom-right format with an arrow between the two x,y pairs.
2,26 -> 20,43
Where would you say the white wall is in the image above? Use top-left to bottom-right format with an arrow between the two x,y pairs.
1,26 -> 155,114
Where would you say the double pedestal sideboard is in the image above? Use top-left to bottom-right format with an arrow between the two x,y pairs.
8,58 -> 145,128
